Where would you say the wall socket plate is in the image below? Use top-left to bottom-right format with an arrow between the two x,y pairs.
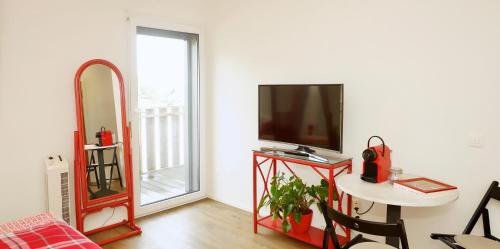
353,198 -> 361,210
468,132 -> 484,148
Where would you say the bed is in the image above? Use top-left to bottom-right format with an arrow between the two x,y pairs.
0,213 -> 100,249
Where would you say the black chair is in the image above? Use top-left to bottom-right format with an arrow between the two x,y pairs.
86,153 -> 100,189
320,201 -> 409,249
86,148 -> 123,190
431,181 -> 500,249
107,147 -> 123,189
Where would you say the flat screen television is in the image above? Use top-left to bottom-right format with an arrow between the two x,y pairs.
258,84 -> 343,153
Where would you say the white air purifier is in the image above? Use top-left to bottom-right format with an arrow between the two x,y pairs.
45,155 -> 71,224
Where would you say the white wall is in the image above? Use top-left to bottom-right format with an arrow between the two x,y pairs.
205,0 -> 500,248
0,0 -> 208,225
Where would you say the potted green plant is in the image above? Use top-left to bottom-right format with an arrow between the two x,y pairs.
257,172 -> 336,233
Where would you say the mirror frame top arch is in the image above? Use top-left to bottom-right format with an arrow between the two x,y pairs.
73,59 -> 141,244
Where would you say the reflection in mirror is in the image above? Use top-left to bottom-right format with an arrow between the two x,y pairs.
80,64 -> 127,200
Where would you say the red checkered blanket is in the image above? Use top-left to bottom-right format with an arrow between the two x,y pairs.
0,220 -> 100,249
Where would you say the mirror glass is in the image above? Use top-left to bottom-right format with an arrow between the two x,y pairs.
80,64 -> 127,200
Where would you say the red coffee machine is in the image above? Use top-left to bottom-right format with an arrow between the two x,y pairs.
96,127 -> 113,146
361,136 -> 392,183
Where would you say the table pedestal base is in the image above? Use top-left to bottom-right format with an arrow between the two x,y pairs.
93,189 -> 118,199
386,205 -> 402,248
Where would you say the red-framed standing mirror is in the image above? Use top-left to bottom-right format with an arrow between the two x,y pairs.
74,59 -> 141,245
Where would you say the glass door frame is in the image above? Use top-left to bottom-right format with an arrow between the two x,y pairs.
128,17 -> 207,217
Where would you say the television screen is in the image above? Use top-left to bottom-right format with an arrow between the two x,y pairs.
258,84 -> 343,152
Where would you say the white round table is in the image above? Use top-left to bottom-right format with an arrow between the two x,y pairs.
336,174 -> 459,248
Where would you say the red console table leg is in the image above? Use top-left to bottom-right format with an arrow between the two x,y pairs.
346,165 -> 352,240
253,155 -> 258,234
328,168 -> 334,207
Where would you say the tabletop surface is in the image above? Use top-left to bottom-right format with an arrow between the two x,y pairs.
84,143 -> 120,150
336,174 -> 459,207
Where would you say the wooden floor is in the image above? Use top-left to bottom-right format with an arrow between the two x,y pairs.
141,167 -> 186,205
93,198 -> 317,249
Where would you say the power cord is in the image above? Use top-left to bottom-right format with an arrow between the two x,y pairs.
101,207 -> 116,227
354,202 -> 374,218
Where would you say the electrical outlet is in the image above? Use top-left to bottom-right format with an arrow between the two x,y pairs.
468,132 -> 484,148
353,198 -> 361,210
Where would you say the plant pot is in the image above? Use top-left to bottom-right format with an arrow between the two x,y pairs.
272,217 -> 282,227
289,209 -> 313,234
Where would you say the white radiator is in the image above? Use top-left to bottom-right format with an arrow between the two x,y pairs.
45,155 -> 70,224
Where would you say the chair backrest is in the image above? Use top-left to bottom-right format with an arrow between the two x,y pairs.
492,182 -> 500,201
463,181 -> 499,239
320,201 -> 409,249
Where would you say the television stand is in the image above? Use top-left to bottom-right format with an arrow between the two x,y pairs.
296,145 -> 315,154
253,150 -> 353,248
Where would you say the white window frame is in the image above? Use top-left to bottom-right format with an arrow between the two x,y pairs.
128,16 -> 206,217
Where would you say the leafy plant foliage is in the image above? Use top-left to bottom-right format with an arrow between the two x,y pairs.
257,172 -> 337,232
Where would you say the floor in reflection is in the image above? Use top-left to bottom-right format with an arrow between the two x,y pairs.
88,179 -> 126,199
141,166 -> 185,205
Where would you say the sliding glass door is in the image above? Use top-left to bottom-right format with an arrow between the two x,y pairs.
131,24 -> 202,215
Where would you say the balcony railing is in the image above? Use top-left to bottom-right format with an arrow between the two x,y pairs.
139,105 -> 185,174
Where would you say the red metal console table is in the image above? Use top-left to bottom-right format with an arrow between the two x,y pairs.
253,150 -> 353,248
